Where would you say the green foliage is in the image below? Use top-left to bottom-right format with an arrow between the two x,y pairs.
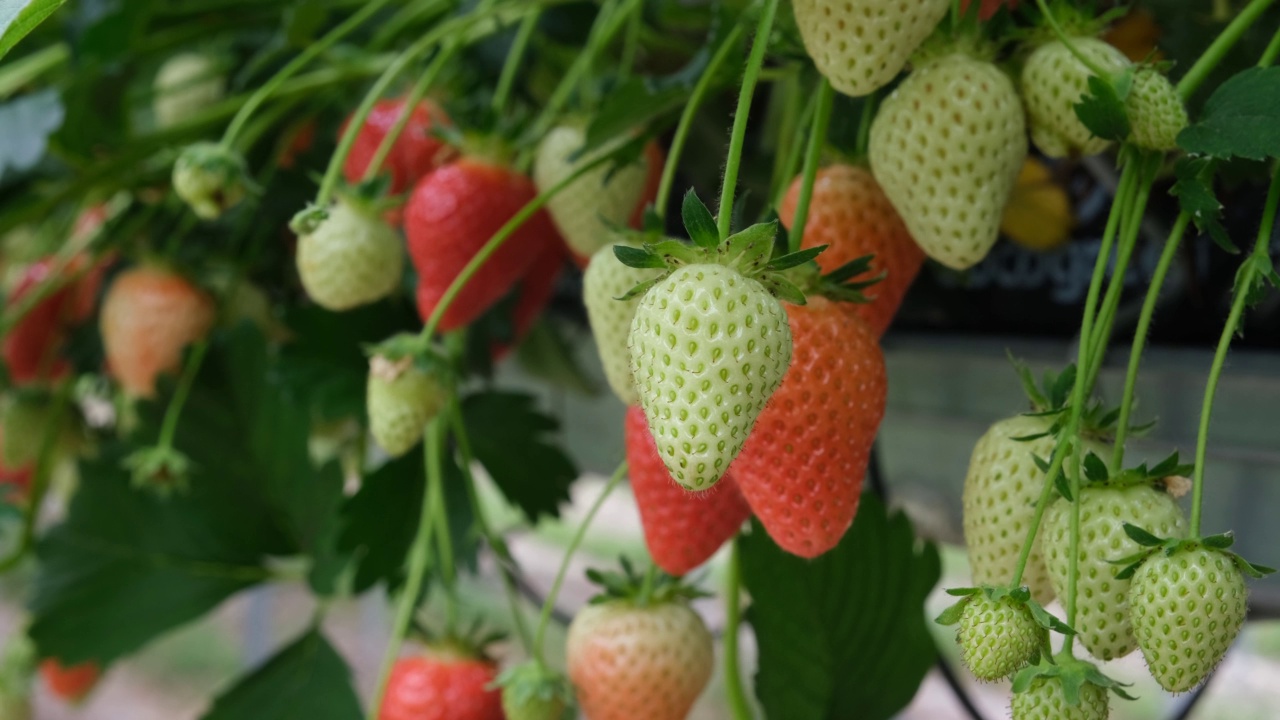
201,629 -> 362,720
1074,72 -> 1131,143
0,0 -> 65,60
1179,67 -> 1280,160
740,495 -> 941,720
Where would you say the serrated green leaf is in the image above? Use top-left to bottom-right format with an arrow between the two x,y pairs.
0,0 -> 66,60
200,629 -> 361,720
1178,66 -> 1280,160
740,495 -> 941,720
682,189 -> 719,248
612,245 -> 666,269
335,454 -> 424,594
1122,523 -> 1165,547
461,392 -> 576,523
1171,158 -> 1236,252
1075,75 -> 1131,143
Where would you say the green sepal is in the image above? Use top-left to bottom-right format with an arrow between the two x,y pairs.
584,558 -> 710,607
681,189 -> 720,249
1026,599 -> 1075,636
934,599 -> 969,626
761,276 -> 807,306
1012,653 -> 1136,705
648,239 -> 704,266
122,446 -> 193,496
614,275 -> 665,301
1122,522 -> 1166,547
722,221 -> 777,274
765,245 -> 826,272
613,244 -> 668,269
1076,71 -> 1132,142
944,586 -> 981,597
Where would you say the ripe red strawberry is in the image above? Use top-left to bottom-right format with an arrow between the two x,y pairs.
343,98 -> 454,197
779,164 -> 923,336
379,649 -> 503,720
567,596 -> 713,720
40,659 -> 100,702
485,233 -> 567,361
100,266 -> 216,398
625,405 -> 750,575
731,298 -> 887,558
3,256 -> 105,385
406,157 -> 562,332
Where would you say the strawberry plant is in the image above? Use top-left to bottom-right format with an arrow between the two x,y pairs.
0,1 -> 1279,719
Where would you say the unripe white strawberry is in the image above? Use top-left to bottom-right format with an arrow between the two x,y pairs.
628,263 -> 791,491
1042,484 -> 1186,661
956,593 -> 1041,680
1021,38 -> 1132,157
533,123 -> 658,262
296,198 -> 404,311
870,49 -> 1027,270
583,239 -> 661,405
792,0 -> 950,97
366,355 -> 448,457
153,53 -> 226,129
1011,676 -> 1108,720
1126,67 -> 1188,152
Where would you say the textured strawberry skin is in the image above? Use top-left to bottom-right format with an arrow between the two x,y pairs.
343,98 -> 453,197
567,601 -> 713,720
956,594 -> 1040,680
99,266 -> 216,398
625,406 -> 750,575
40,660 -> 100,702
1012,677 -> 1108,720
380,656 -> 503,720
731,299 -> 886,558
780,165 -> 923,336
3,257 -> 104,386
406,158 -> 561,332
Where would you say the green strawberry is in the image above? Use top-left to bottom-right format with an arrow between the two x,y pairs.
1021,38 -> 1132,158
172,142 -> 250,220
1011,677 -> 1108,720
296,197 -> 404,311
792,0 -> 950,97
582,237 -> 661,405
1129,546 -> 1248,692
366,355 -> 448,457
963,415 -> 1070,604
1125,67 -> 1188,152
956,593 -> 1042,680
1042,484 -> 1186,661
622,191 -> 804,491
870,46 -> 1026,270
153,53 -> 225,130
495,662 -> 570,720
533,122 -> 658,262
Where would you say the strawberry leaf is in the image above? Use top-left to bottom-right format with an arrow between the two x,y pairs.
681,189 -> 720,249
740,495 -> 941,720
1178,66 -> 1280,161
1075,75 -> 1131,143
1171,157 -> 1236,253
199,629 -> 361,720
764,245 -> 825,272
0,0 -> 65,61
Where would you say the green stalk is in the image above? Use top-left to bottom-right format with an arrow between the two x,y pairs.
1009,438 -> 1074,588
1190,164 -> 1280,535
1033,0 -> 1110,78
767,67 -> 802,200
220,0 -> 396,148
367,420 -> 444,720
419,148 -> 622,338
532,462 -> 627,665
426,420 -> 459,631
1065,445 -> 1084,636
1178,0 -> 1279,100
156,340 -> 211,450
619,1 -> 642,80
723,540 -> 753,720
854,91 -> 877,158
654,21 -> 747,220
717,0 -> 781,239
361,47 -> 453,182
493,9 -> 541,115
786,79 -> 835,253
1261,24 -> 1280,67
1112,212 -> 1192,468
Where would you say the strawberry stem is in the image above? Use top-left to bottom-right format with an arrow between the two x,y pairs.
448,396 -> 534,653
786,78 -> 834,254
532,461 -> 627,666
154,339 -> 210,452
492,8 -> 541,116
1177,0 -> 1279,101
219,0 -> 396,149
367,419 -> 444,720
1112,212 -> 1193,468
1190,163 -> 1280,536
723,539 -> 754,720
427,417 -> 460,632
1032,0 -> 1111,79
767,68 -> 810,205
654,20 -> 747,221
359,44 -> 455,183
717,0 -> 780,239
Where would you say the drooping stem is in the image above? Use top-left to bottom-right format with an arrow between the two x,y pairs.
367,420 -> 443,720
723,539 -> 754,720
854,91 -> 877,158
1178,0 -> 1279,100
1009,437 -> 1074,588
654,21 -> 747,220
1065,446 -> 1084,636
156,340 -> 211,450
426,419 -> 459,631
532,462 -> 627,666
717,0 -> 781,239
1112,212 -> 1191,468
220,0 -> 396,147
493,9 -> 541,115
1190,163 -> 1280,535
361,45 -> 454,182
786,78 -> 835,253
419,148 -> 622,339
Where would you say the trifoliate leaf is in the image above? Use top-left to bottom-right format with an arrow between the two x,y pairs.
0,0 -> 66,60
1178,66 -> 1280,160
200,629 -> 361,720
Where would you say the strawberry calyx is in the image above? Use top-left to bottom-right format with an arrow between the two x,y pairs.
491,660 -> 572,712
1006,355 -> 1128,439
408,620 -> 506,665
613,190 -> 821,305
122,445 -> 193,495
1012,652 -> 1135,705
584,556 -> 709,608
936,585 -> 1072,642
363,332 -> 456,389
172,142 -> 254,221
1111,528 -> 1276,582
456,132 -> 516,169
780,252 -> 884,305
1018,1 -> 1127,49
911,18 -> 998,68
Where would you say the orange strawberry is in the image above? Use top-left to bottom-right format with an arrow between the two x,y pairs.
731,298 -> 887,557
100,266 -> 216,398
40,659 -> 101,703
780,164 -> 923,336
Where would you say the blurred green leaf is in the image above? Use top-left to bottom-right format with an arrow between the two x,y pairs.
740,495 -> 941,720
201,629 -> 362,720
1179,66 -> 1280,160
0,0 -> 66,60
